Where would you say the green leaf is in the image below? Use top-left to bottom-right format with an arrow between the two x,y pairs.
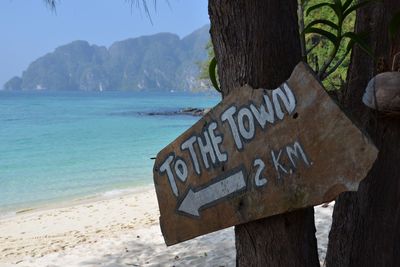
323,48 -> 352,79
306,2 -> 335,16
389,11 -> 400,39
334,0 -> 342,6
332,0 -> 345,20
343,32 -> 373,57
342,0 -> 354,10
304,27 -> 338,45
304,19 -> 339,32
343,1 -> 372,19
310,1 -> 343,21
209,57 -> 220,92
345,38 -> 356,57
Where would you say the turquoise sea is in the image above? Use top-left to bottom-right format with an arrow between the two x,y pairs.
0,91 -> 219,215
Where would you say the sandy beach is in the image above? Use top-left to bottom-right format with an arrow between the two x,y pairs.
0,186 -> 333,266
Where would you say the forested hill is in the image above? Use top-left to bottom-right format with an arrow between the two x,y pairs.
3,25 -> 210,92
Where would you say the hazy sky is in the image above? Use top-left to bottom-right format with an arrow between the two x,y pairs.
0,0 -> 209,87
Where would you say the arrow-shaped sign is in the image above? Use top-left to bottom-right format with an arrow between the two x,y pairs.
177,168 -> 247,217
154,62 -> 378,245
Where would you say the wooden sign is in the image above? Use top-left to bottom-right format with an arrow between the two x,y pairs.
153,62 -> 378,246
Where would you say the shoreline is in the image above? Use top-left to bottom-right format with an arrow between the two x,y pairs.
0,185 -> 161,266
0,184 -> 155,220
0,185 -> 333,266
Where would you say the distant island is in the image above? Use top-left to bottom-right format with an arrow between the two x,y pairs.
3,25 -> 210,92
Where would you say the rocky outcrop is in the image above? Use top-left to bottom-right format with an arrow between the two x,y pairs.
3,25 -> 210,92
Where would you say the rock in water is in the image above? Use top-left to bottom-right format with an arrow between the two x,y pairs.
363,72 -> 400,114
140,107 -> 208,117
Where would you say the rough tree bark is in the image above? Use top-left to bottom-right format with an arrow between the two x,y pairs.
326,1 -> 400,266
208,1 -> 320,266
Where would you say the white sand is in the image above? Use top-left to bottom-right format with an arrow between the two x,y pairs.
0,186 -> 333,267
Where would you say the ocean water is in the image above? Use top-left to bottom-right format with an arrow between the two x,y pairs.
0,91 -> 219,214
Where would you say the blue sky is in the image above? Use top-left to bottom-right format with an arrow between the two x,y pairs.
0,0 -> 209,87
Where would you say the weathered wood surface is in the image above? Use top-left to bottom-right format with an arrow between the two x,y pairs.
153,62 -> 378,246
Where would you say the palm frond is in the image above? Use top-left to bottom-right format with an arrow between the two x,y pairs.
126,0 -> 158,24
43,0 -> 160,22
43,0 -> 57,11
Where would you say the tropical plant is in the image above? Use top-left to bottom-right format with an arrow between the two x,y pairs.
198,41 -> 220,92
208,57 -> 220,92
203,0 -> 373,92
303,0 -> 373,82
44,0 -> 159,21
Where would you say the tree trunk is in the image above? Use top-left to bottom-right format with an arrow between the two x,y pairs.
326,1 -> 400,266
208,1 -> 320,266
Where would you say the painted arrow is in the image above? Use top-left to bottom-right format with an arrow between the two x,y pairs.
177,168 -> 246,217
